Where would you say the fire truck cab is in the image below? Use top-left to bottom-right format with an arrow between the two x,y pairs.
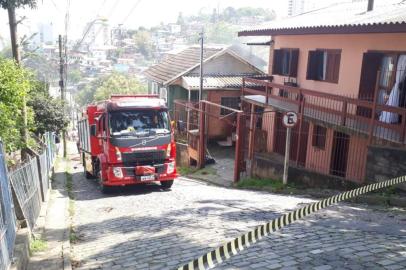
78,95 -> 177,192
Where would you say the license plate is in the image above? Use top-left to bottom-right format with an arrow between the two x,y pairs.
140,175 -> 155,181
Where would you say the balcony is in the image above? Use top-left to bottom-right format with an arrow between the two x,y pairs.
241,77 -> 406,145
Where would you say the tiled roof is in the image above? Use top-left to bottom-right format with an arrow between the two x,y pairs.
143,47 -> 223,84
239,0 -> 406,36
182,75 -> 261,90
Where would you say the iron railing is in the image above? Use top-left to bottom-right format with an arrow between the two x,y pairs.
9,156 -> 43,231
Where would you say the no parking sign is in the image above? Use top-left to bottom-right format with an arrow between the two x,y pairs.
282,111 -> 298,128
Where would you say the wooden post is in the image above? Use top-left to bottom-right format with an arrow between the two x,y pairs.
248,104 -> 256,159
234,112 -> 244,183
242,78 -> 245,97
368,70 -> 381,144
295,91 -> 304,166
265,85 -> 269,105
401,111 -> 406,143
341,100 -> 348,126
198,102 -> 206,169
283,127 -> 292,185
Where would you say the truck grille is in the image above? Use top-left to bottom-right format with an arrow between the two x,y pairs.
123,164 -> 166,177
122,150 -> 166,165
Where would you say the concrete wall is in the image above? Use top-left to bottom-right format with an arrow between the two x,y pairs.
271,33 -> 406,97
366,145 -> 406,190
253,152 -> 359,190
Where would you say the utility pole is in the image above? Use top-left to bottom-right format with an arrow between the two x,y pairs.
199,29 -> 204,101
8,5 -> 28,160
59,35 -> 67,158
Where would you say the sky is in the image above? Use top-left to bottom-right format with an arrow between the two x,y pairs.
0,0 -> 289,45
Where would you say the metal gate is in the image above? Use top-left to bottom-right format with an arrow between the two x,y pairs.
173,100 -> 247,183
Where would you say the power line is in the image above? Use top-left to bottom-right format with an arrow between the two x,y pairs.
50,0 -> 62,13
96,0 -> 108,17
121,0 -> 142,25
73,0 -> 121,51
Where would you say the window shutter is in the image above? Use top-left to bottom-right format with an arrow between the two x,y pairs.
307,50 -> 318,80
358,52 -> 383,100
326,51 -> 341,83
272,49 -> 283,75
289,49 -> 299,77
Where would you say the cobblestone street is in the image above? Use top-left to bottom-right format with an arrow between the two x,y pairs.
70,156 -> 406,270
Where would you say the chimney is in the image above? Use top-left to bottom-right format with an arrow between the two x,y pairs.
367,0 -> 374,11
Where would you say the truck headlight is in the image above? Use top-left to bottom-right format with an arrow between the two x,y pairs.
112,167 -> 123,178
166,143 -> 172,158
167,162 -> 175,174
115,147 -> 122,161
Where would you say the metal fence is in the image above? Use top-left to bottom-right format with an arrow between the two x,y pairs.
0,141 -> 16,270
9,157 -> 43,231
0,132 -> 56,270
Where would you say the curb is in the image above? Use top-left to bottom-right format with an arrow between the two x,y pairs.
61,159 -> 72,270
10,228 -> 30,270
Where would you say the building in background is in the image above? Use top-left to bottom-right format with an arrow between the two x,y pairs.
84,18 -> 111,49
288,0 -> 305,16
38,22 -> 54,44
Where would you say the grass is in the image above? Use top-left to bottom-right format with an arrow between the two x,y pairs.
237,177 -> 294,192
192,166 -> 217,176
177,166 -> 197,176
30,238 -> 47,254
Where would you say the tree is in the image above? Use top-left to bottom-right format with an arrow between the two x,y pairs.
206,22 -> 236,44
0,57 -> 31,152
93,73 -> 146,101
67,69 -> 82,85
28,81 -> 69,136
75,73 -> 147,107
0,0 -> 38,155
133,30 -> 154,60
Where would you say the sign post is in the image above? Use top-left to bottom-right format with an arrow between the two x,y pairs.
282,112 -> 298,185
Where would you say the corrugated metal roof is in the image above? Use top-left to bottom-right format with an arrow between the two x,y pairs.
143,47 -> 223,84
239,0 -> 406,36
182,75 -> 258,90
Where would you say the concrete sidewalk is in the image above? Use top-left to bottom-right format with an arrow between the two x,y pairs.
27,151 -> 72,270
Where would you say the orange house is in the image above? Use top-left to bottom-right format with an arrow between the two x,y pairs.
239,0 -> 406,184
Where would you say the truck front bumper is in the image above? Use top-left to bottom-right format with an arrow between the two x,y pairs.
104,161 -> 178,186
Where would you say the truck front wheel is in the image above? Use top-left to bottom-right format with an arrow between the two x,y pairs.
160,180 -> 174,190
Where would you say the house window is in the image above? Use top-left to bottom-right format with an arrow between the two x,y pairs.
312,125 -> 327,149
150,82 -> 159,95
220,97 -> 240,115
307,49 -> 341,83
273,48 -> 299,77
159,87 -> 167,102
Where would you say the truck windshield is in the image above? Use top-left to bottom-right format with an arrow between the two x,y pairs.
109,110 -> 170,137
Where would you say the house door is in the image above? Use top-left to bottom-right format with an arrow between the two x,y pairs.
330,131 -> 350,177
274,112 -> 309,165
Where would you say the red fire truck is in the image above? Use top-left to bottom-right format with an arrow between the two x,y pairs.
77,95 -> 177,192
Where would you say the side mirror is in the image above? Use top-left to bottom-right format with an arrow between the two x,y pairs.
90,124 -> 97,136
